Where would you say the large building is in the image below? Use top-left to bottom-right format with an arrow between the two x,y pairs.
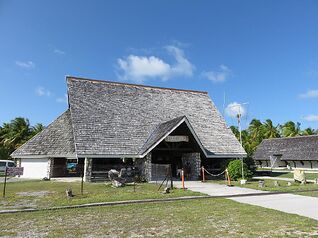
11,76 -> 246,181
253,135 -> 318,170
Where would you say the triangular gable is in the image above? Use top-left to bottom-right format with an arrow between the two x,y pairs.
140,116 -> 207,157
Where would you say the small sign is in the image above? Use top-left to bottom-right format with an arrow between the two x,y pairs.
165,135 -> 189,142
6,167 -> 24,176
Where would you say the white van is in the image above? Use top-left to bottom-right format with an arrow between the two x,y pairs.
0,160 -> 16,174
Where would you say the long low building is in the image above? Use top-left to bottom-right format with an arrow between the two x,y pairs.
253,135 -> 318,170
11,76 -> 246,181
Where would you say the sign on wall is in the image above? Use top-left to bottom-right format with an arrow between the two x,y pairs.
165,135 -> 189,142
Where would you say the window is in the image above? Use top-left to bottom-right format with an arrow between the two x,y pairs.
8,162 -> 15,167
0,162 -> 6,167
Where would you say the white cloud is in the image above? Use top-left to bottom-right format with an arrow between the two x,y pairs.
302,114 -> 318,122
225,102 -> 246,118
54,48 -> 65,55
35,87 -> 51,97
299,89 -> 318,99
202,65 -> 232,83
116,45 -> 194,83
56,94 -> 68,104
165,45 -> 194,78
15,61 -> 35,69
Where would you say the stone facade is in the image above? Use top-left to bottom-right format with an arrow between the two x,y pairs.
135,153 -> 152,181
47,158 -> 54,179
144,153 -> 152,181
84,158 -> 92,182
181,152 -> 201,180
136,152 -> 201,181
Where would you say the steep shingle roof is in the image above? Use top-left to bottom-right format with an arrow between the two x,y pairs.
253,135 -> 318,161
67,76 -> 246,157
11,110 -> 75,158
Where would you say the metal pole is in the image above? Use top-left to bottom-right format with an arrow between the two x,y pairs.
237,109 -> 244,180
3,167 -> 7,198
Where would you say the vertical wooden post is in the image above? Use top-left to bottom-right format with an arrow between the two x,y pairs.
201,166 -> 205,182
2,167 -> 7,198
226,169 -> 231,186
170,164 -> 173,189
81,166 -> 84,195
181,168 -> 185,189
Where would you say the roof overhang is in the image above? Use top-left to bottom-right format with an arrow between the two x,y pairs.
11,154 -> 76,159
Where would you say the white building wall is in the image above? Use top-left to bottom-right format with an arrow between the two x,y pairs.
20,158 -> 49,179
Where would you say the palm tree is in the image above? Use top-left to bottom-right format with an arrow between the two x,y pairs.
301,127 -> 317,136
31,123 -> 44,137
262,119 -> 280,139
248,119 -> 264,144
0,118 -> 45,160
230,126 -> 240,139
281,121 -> 301,137
0,117 -> 31,150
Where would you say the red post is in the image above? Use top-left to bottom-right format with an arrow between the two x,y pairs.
202,166 -> 205,182
181,168 -> 185,189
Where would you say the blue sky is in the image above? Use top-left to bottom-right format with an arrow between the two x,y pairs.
1,0 -> 318,129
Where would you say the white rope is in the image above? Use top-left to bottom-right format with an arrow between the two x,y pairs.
203,168 -> 226,177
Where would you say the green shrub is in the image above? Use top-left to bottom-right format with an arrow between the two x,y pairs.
227,159 -> 252,181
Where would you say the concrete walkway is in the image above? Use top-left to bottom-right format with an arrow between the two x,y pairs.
173,181 -> 266,196
231,193 -> 318,221
174,181 -> 318,221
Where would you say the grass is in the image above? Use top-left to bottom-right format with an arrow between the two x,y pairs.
256,169 -> 318,180
1,198 -> 318,237
0,180 -> 201,210
271,172 -> 318,180
209,178 -> 318,193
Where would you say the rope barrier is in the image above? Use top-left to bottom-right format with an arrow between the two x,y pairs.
203,168 -> 226,177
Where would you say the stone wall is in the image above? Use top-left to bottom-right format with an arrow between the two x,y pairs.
135,152 -> 201,181
47,158 -> 54,179
181,152 -> 201,180
135,153 -> 152,181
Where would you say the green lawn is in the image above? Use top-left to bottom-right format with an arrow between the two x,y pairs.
269,172 -> 318,180
0,180 -> 201,210
1,198 -> 318,237
256,169 -> 318,180
209,178 -> 318,193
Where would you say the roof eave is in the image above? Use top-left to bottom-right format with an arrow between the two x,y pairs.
11,154 -> 76,159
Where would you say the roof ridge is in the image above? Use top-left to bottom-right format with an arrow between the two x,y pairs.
66,76 -> 208,94
264,135 -> 318,141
